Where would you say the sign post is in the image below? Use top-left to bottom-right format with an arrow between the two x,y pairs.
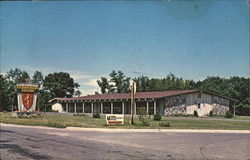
130,82 -> 136,125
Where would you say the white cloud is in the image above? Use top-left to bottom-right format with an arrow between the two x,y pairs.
82,78 -> 98,87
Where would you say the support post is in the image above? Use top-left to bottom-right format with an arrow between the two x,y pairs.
91,102 -> 94,114
130,82 -> 136,124
66,102 -> 68,112
122,101 -> 125,115
74,102 -> 76,114
111,102 -> 113,114
101,102 -> 103,114
154,100 -> 156,115
82,102 -> 85,114
146,101 -> 149,115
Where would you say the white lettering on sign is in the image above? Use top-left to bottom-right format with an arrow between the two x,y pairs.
106,114 -> 124,125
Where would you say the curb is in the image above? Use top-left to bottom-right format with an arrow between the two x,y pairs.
65,127 -> 250,133
1,123 -> 250,133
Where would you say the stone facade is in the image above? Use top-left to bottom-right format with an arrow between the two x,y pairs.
211,96 -> 229,115
163,93 -> 230,116
212,104 -> 229,115
164,95 -> 186,115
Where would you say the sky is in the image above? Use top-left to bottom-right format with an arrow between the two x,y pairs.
1,0 -> 249,95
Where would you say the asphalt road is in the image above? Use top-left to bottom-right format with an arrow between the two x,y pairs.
1,125 -> 250,160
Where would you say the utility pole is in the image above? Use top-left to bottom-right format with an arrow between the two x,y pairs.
130,82 -> 136,125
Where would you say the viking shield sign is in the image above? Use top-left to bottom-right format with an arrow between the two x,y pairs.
22,93 -> 34,110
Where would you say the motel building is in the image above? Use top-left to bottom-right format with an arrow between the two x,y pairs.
50,90 -> 237,117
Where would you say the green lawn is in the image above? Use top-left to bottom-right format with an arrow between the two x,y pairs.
1,112 -> 250,130
234,115 -> 250,120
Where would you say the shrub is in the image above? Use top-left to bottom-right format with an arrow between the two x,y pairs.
194,111 -> 198,117
153,113 -> 162,121
224,111 -> 233,119
209,111 -> 213,117
92,113 -> 101,118
137,107 -> 147,123
73,113 -> 85,116
159,122 -> 170,127
136,122 -> 150,126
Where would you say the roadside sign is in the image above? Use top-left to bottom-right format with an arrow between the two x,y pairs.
106,114 -> 124,125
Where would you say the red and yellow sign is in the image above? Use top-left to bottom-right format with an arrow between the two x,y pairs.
22,93 -> 34,110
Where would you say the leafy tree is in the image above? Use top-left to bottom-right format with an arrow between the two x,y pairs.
109,70 -> 130,93
74,83 -> 81,97
0,74 -> 13,111
7,68 -> 30,84
133,76 -> 150,92
32,71 -> 43,87
3,68 -> 30,110
97,77 -> 109,94
97,70 -> 130,94
43,72 -> 79,98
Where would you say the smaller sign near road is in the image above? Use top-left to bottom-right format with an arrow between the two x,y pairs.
106,114 -> 124,124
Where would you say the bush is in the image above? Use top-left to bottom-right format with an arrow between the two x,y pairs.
137,107 -> 147,123
224,111 -> 233,119
194,111 -> 198,117
209,111 -> 213,117
159,122 -> 170,127
153,113 -> 162,121
73,113 -> 85,116
92,113 -> 101,118
136,122 -> 150,126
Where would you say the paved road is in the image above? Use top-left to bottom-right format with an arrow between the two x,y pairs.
1,125 -> 250,160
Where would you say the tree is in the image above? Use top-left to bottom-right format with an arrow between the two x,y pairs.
97,77 -> 109,94
7,68 -> 30,84
32,71 -> 43,88
0,74 -> 13,111
133,76 -> 150,92
109,70 -> 130,93
74,83 -> 81,97
43,72 -> 79,98
97,70 -> 131,94
3,68 -> 30,110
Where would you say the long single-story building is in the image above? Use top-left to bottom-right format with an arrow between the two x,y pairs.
50,90 -> 237,117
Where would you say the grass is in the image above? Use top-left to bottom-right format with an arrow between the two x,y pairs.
1,112 -> 250,130
233,116 -> 250,120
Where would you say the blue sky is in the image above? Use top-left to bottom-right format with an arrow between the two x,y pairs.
1,1 -> 249,95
